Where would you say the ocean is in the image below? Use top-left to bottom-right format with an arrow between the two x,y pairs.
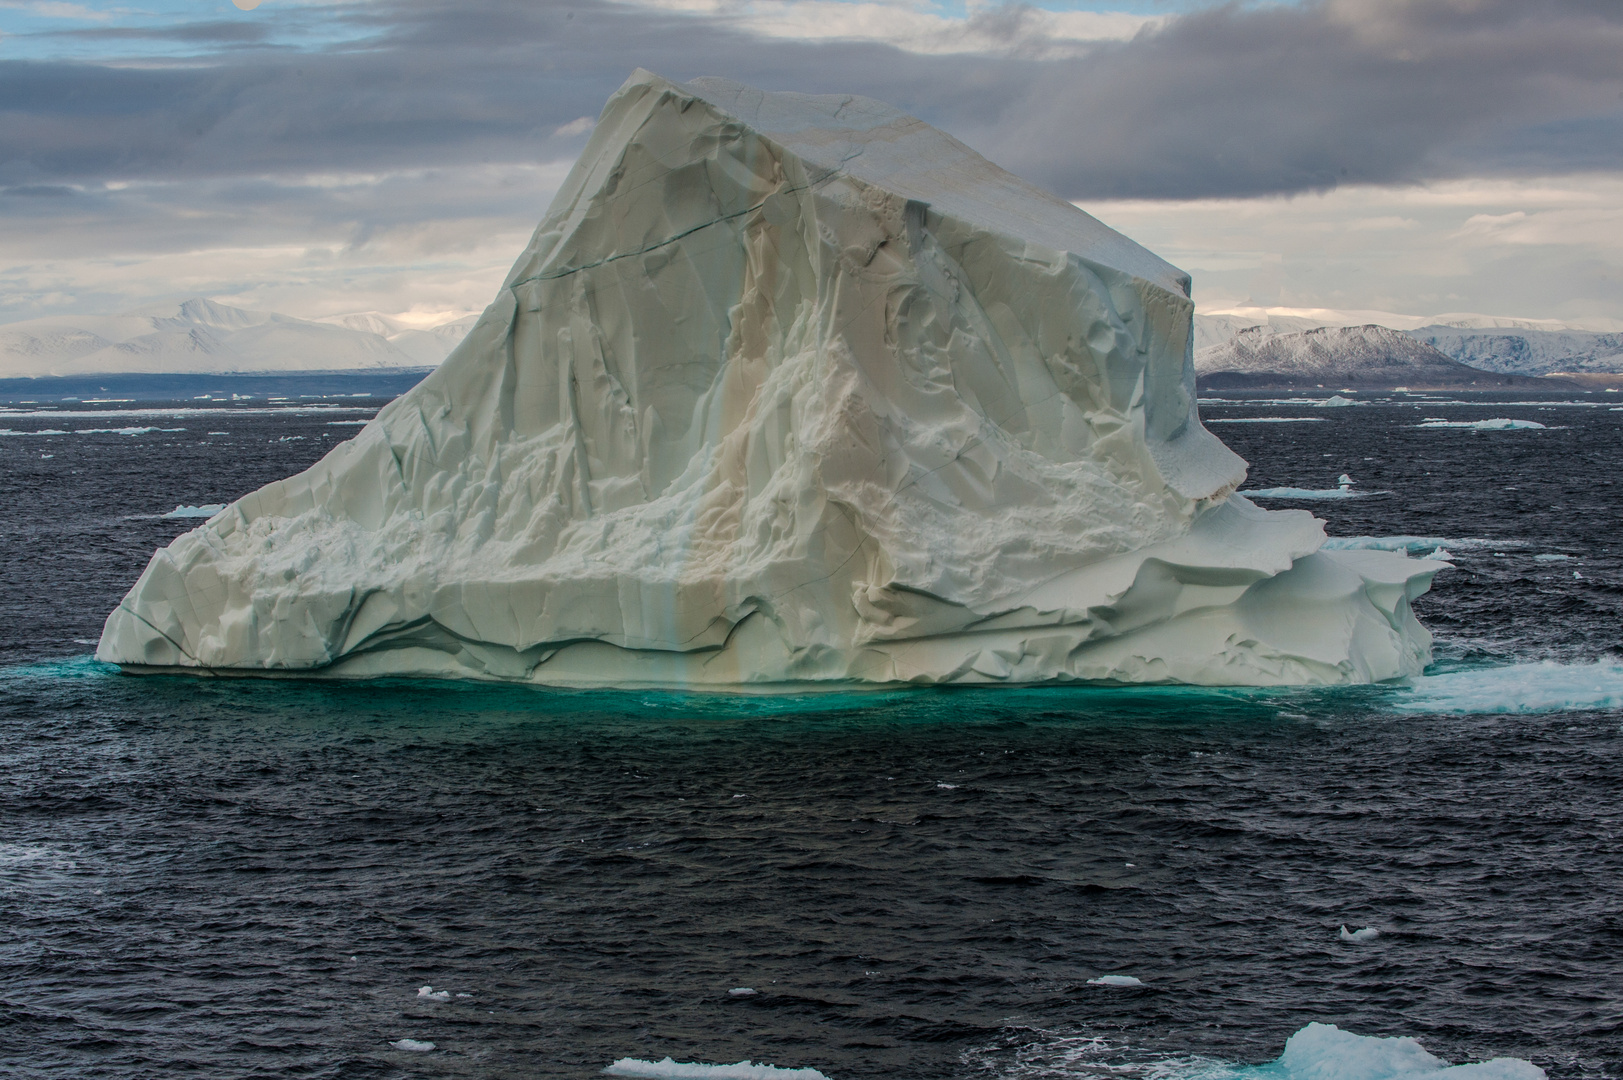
1,388 -> 1619,1078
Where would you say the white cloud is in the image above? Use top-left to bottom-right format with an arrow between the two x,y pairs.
0,161 -> 574,324
1081,174 -> 1623,323
613,0 -> 1159,56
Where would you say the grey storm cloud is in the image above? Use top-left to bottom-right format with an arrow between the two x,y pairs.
1,0 -> 1621,200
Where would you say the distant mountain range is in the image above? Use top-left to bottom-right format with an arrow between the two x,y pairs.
0,298 -> 479,378
1194,307 -> 1623,383
4,298 -> 1615,388
1195,324 -> 1570,390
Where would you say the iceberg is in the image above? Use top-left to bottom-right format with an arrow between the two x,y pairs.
96,70 -> 1440,688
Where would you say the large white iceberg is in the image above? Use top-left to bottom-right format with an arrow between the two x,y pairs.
97,71 -> 1440,688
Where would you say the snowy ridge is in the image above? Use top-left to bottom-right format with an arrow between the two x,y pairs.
1193,310 -> 1623,379
0,298 -> 475,378
1195,324 -> 1558,389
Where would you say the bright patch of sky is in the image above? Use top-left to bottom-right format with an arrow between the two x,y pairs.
0,0 -> 352,62
0,0 -> 1295,63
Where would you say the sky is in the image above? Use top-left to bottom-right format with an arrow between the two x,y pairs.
1,0 -> 1620,326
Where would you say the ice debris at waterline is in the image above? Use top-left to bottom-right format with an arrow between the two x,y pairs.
1255,1023 -> 1543,1080
604,1059 -> 830,1080
161,504 -> 225,520
96,70 -> 1441,689
961,1023 -> 1543,1080
1340,925 -> 1380,943
1391,661 -> 1623,714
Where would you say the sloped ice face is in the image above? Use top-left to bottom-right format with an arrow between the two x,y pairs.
97,70 -> 1439,687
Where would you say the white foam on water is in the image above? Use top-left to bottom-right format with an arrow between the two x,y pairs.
1340,925 -> 1381,942
962,1022 -> 1543,1080
1416,419 -> 1546,430
390,1038 -> 435,1051
1086,975 -> 1143,986
1391,662 -> 1623,714
1206,417 -> 1327,424
604,1058 -> 831,1079
161,505 -> 226,520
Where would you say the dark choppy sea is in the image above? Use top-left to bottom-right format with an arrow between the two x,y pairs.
1,390 -> 1620,1079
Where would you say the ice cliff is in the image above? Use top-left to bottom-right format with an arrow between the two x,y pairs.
97,70 -> 1440,688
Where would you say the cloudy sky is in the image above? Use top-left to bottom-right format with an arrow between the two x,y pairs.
1,0 -> 1620,326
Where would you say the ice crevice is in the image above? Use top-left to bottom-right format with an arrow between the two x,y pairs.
97,70 -> 1439,688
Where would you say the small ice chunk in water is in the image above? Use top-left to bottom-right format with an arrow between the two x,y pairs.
1340,925 -> 1381,942
1423,548 -> 1452,562
1533,553 -> 1572,561
1338,473 -> 1355,487
728,987 -> 758,997
390,1039 -> 435,1051
456,992 -> 473,998
936,782 -> 958,789
417,985 -> 450,1001
604,1058 -> 831,1079
1086,975 -> 1143,986
1318,396 -> 1357,407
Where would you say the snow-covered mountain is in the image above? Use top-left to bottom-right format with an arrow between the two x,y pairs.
1194,308 -> 1623,377
1407,326 -> 1623,377
1194,324 -> 1564,389
0,298 -> 476,377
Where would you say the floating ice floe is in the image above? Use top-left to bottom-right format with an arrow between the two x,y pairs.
1392,661 -> 1623,714
604,1058 -> 831,1079
1532,553 -> 1573,561
1205,417 -> 1327,424
390,1039 -> 435,1051
1340,925 -> 1381,943
1243,486 -> 1370,500
961,1021 -> 1542,1080
1266,1023 -> 1543,1080
161,504 -> 226,520
1417,418 -> 1546,430
1317,395 -> 1358,407
0,426 -> 184,436
1086,975 -> 1143,986
416,985 -> 450,1001
727,987 -> 758,997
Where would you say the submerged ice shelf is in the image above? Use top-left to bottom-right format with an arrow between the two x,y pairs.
97,71 -> 1439,688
